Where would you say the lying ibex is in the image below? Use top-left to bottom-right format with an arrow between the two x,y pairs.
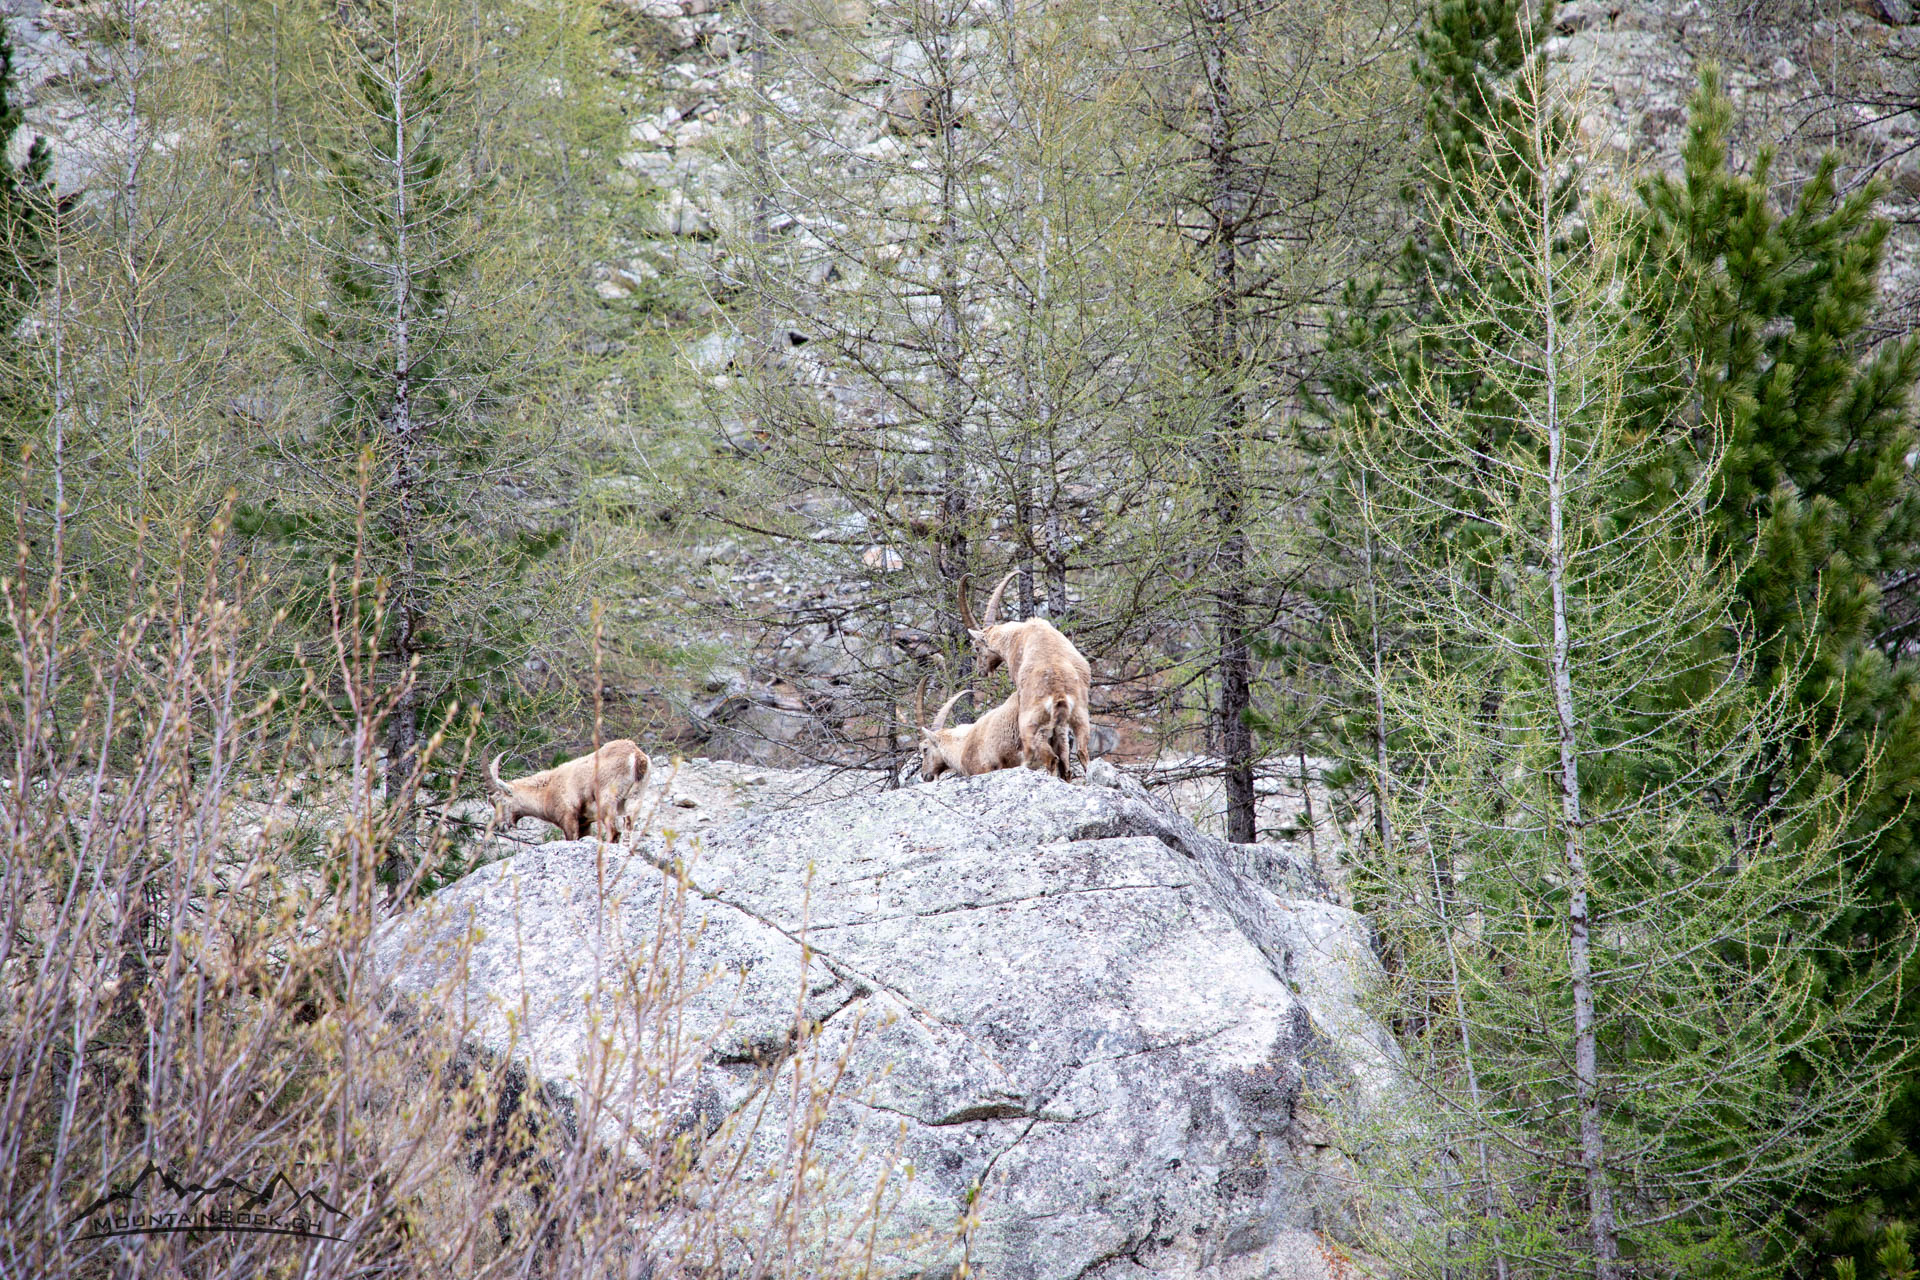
960,571 -> 1094,780
914,679 -> 1026,781
488,739 -> 650,842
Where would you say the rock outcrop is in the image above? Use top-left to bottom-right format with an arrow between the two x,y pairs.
377,763 -> 1398,1279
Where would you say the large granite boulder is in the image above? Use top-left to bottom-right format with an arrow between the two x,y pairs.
376,764 -> 1398,1279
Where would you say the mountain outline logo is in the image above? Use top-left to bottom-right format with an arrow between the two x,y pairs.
67,1160 -> 349,1242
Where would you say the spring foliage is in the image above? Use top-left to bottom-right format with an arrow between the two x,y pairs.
1626,66 -> 1920,1276
235,0 -> 600,825
1344,45 -> 1908,1280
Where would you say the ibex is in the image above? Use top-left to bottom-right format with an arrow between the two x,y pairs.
914,679 -> 1026,781
487,739 -> 651,843
960,571 -> 1094,780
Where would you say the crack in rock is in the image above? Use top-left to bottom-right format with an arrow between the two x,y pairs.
808,880 -> 1191,931
621,839 -> 968,1039
377,766 -> 1396,1280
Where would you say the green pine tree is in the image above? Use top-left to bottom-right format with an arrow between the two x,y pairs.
1298,0 -> 1567,845
1390,0 -> 1569,460
1626,67 -> 1920,1276
1338,51 -> 1905,1276
1884,1224 -> 1917,1280
241,0 -> 574,892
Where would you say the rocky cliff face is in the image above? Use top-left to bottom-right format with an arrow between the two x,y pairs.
3,0 -> 97,191
602,0 -> 1920,296
1545,0 -> 1920,303
377,764 -> 1399,1279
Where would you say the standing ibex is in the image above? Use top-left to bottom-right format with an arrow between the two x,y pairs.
960,571 -> 1093,780
488,739 -> 651,842
913,679 -> 1026,781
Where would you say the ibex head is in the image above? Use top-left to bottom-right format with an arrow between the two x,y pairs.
486,753 -> 519,826
915,678 -> 967,781
959,570 -> 1020,676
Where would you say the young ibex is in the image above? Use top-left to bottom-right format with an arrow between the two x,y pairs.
914,679 -> 1026,781
487,739 -> 651,843
960,571 -> 1094,780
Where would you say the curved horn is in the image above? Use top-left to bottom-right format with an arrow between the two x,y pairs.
928,690 -> 966,734
980,570 -> 1019,627
914,675 -> 930,728
487,753 -> 511,795
957,573 -> 978,632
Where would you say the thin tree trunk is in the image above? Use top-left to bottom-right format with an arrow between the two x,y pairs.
113,0 -> 152,503
103,38 -> 162,1090
750,0 -> 774,369
1538,160 -> 1618,1279
931,16 -> 970,716
269,1 -> 282,200
1042,431 -> 1066,618
1200,0 -> 1255,844
468,0 -> 488,183
1359,469 -> 1392,854
881,570 -> 903,788
997,0 -> 1038,625
1043,513 -> 1067,616
47,199 -> 67,678
989,0 -> 1066,625
1429,839 -> 1510,1280
1015,456 -> 1036,621
1033,171 -> 1064,620
381,40 -> 420,893
1297,746 -> 1315,856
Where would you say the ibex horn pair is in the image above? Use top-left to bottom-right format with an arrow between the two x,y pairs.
910,652 -> 956,723
927,689 -> 966,734
958,569 -> 1021,630
910,661 -> 966,736
487,752 -> 512,796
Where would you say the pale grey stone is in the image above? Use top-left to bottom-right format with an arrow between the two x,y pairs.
688,329 -> 740,371
377,766 -> 1399,1278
